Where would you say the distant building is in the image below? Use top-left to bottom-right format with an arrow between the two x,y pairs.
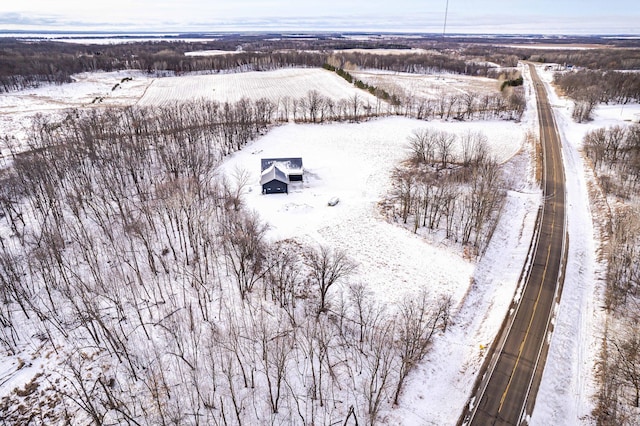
260,158 -> 304,194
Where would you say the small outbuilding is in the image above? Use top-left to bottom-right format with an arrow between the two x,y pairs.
260,158 -> 304,194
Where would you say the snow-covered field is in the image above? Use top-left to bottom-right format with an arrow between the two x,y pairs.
0,70 -> 150,148
219,116 -> 528,307
137,68 -> 380,106
0,68 -> 379,156
184,49 -> 243,56
499,44 -> 601,50
2,62 -> 636,424
4,34 -> 222,44
333,48 -> 437,55
350,70 -> 500,100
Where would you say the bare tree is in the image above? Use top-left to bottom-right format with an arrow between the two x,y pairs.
393,289 -> 450,405
462,92 -> 478,119
306,90 -> 325,123
305,245 -> 356,314
255,310 -> 295,414
436,130 -> 456,170
264,240 -> 303,323
408,128 -> 437,165
612,326 -> 640,408
362,319 -> 396,425
460,130 -> 488,168
220,210 -> 269,300
391,166 -> 418,224
350,94 -> 361,122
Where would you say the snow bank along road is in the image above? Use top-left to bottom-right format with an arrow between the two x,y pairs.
460,64 -> 567,425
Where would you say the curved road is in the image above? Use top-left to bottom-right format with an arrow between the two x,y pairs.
459,64 -> 567,425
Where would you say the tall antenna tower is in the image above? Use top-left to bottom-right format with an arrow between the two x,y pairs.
442,0 -> 449,38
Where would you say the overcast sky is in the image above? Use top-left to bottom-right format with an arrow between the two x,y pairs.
1,0 -> 638,34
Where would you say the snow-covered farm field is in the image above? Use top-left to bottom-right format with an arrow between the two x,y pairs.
351,69 -> 500,99
0,67 -> 503,160
137,68 -> 380,106
333,48 -> 438,56
0,68 -> 380,149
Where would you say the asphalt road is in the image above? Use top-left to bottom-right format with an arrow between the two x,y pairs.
459,64 -> 567,426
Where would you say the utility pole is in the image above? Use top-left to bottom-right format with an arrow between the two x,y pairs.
442,0 -> 449,39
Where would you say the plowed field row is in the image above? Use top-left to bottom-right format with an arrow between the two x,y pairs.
137,68 -> 380,106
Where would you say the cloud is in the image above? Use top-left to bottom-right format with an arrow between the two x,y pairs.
0,12 -> 61,26
0,8 -> 637,35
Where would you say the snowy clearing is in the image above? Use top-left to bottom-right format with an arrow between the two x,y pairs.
499,44 -> 603,50
0,67 -> 380,156
221,117 -> 527,301
0,70 -> 149,147
184,49 -> 243,56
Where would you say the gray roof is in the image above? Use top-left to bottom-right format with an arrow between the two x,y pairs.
260,164 -> 290,186
261,157 -> 303,173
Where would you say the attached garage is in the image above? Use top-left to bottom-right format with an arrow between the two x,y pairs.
261,158 -> 303,181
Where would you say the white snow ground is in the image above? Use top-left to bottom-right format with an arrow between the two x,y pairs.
2,63 -> 637,424
219,117 -> 529,307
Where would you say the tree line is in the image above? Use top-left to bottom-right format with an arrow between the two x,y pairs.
554,70 -> 640,122
530,48 -> 640,70
322,63 -> 526,121
582,124 -> 640,425
3,35 -> 639,93
0,101 -> 454,424
583,124 -> 640,197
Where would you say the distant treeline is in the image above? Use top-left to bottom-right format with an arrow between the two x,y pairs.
528,48 -> 640,70
322,63 -> 401,105
3,35 -> 638,99
1,37 -> 499,93
554,70 -> 640,121
460,44 -> 640,71
555,70 -> 640,104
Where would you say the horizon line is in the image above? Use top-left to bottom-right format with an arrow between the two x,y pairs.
1,30 -> 640,38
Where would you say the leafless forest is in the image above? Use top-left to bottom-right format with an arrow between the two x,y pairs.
3,33 -> 638,94
581,124 -> 640,425
0,98 -> 460,424
554,71 -> 640,122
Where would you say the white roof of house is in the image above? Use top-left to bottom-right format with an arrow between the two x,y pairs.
260,164 -> 290,186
